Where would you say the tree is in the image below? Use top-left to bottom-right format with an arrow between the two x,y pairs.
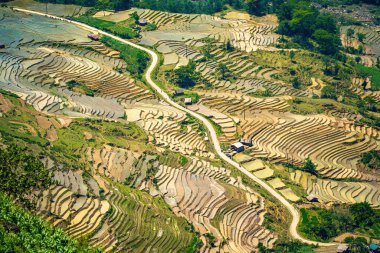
171,61 -> 200,89
0,145 -> 52,207
357,33 -> 366,43
346,28 -> 355,46
226,40 -> 234,52
130,11 -> 139,24
321,85 -> 337,99
349,202 -> 375,227
218,63 -> 229,80
97,0 -> 110,16
289,51 -> 296,62
344,237 -> 369,253
292,77 -> 301,89
312,29 -> 341,55
303,158 -> 317,175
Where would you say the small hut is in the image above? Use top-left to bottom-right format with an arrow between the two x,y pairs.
306,194 -> 318,202
87,33 -> 99,41
231,142 -> 244,153
182,98 -> 192,105
174,89 -> 184,96
0,43 -> 5,49
240,138 -> 253,147
336,244 -> 349,253
138,18 -> 148,26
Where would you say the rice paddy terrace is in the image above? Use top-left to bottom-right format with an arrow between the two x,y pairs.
0,7 -> 287,252
100,5 -> 380,217
1,2 -> 380,251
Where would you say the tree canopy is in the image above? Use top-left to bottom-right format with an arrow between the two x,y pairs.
277,0 -> 341,55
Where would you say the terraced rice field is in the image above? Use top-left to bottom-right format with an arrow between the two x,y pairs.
125,8 -> 279,52
37,169 -> 195,252
0,10 -> 153,119
124,102 -> 214,158
291,170 -> 380,208
154,158 -> 277,252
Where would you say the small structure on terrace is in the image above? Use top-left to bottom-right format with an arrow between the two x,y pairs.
0,43 -> 5,49
182,98 -> 192,105
87,33 -> 99,41
306,193 -> 318,202
370,243 -> 379,253
336,244 -> 349,253
240,138 -> 253,147
138,18 -> 148,26
231,142 -> 244,153
174,89 -> 184,96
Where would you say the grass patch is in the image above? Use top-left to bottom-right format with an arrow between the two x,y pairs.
100,36 -> 149,77
71,16 -> 138,39
289,97 -> 358,115
355,64 -> 380,90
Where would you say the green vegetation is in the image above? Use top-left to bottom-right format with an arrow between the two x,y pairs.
169,61 -> 200,89
100,36 -> 149,76
361,150 -> 380,170
0,192 -> 100,253
173,90 -> 200,104
258,239 -> 316,253
72,16 -> 138,39
344,237 -> 369,253
300,203 -> 380,241
67,80 -> 97,97
284,158 -> 317,176
355,64 -> 380,90
277,0 -> 341,55
0,145 -> 51,207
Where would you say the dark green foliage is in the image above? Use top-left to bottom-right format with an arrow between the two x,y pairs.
284,158 -> 317,175
100,36 -> 149,76
135,0 -> 232,14
361,150 -> 380,170
0,89 -> 19,98
258,239 -> 315,252
0,192 -> 100,253
277,0 -> 341,55
349,202 -> 376,227
303,158 -> 317,175
299,203 -> 380,241
292,77 -> 301,89
344,237 -> 369,253
0,145 -> 52,206
321,85 -> 337,99
218,63 -> 230,80
171,61 -> 200,89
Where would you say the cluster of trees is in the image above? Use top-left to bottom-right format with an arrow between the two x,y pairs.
361,150 -> 380,170
0,192 -> 100,252
170,61 -> 201,89
258,239 -> 315,253
277,0 -> 341,55
300,202 -> 380,241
